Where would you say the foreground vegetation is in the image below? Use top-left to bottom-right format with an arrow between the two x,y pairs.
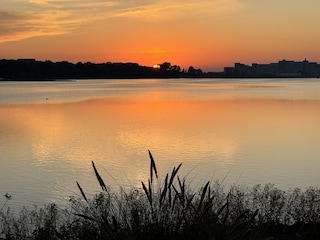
1,151 -> 320,239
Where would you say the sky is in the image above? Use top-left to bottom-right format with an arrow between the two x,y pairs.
1,0 -> 320,71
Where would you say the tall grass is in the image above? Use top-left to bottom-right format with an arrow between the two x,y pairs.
1,151 -> 320,239
72,150 -> 257,240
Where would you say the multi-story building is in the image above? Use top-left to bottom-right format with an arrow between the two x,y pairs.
225,59 -> 320,77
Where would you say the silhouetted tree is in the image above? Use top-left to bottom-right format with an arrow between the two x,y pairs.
0,59 -> 188,79
159,62 -> 171,71
171,65 -> 181,72
188,66 -> 203,76
188,66 -> 195,74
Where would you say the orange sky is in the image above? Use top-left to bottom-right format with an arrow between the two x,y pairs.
1,0 -> 320,71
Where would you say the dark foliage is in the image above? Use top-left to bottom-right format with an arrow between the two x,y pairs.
1,152 -> 320,239
0,59 -> 206,80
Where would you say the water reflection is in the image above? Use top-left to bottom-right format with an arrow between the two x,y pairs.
1,81 -> 320,210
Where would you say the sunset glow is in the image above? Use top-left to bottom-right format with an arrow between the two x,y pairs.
1,0 -> 320,71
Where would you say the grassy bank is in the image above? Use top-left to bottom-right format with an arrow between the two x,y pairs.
1,151 -> 320,239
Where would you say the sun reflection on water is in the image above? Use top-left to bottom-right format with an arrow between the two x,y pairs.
1,79 -> 320,210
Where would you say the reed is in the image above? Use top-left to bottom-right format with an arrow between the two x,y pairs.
0,193 -> 11,211
1,151 -> 320,239
70,151 -> 280,239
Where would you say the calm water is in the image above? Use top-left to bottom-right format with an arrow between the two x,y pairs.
1,78 -> 320,210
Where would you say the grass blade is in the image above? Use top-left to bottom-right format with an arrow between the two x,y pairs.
160,173 -> 169,207
198,181 -> 210,212
92,161 -> 107,192
169,163 -> 182,187
148,150 -> 158,183
76,181 -> 88,203
75,213 -> 97,222
142,181 -> 152,206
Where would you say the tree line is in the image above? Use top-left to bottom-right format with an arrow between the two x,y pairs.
0,59 -> 207,80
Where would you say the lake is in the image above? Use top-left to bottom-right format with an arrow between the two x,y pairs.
1,78 -> 320,211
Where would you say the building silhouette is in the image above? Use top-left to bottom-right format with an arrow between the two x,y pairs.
225,59 -> 320,77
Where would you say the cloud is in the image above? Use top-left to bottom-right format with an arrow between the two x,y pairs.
116,0 -> 242,20
0,0 -> 242,43
28,0 -> 48,4
0,10 -> 74,43
0,0 -> 118,43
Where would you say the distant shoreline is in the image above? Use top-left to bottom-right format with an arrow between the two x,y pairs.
1,59 -> 320,80
1,76 -> 319,81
